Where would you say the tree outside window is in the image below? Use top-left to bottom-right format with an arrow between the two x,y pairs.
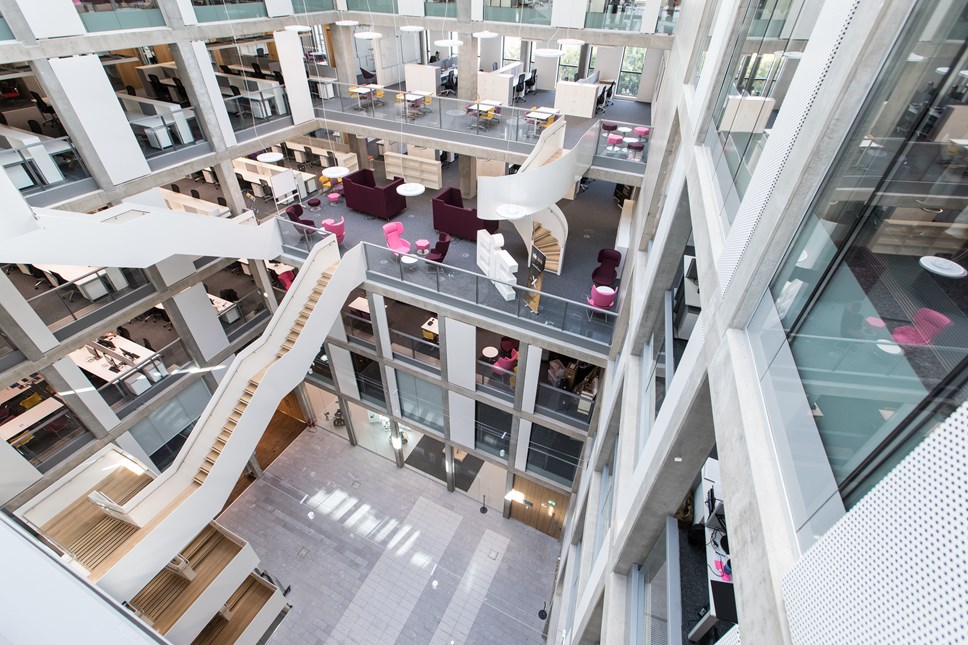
557,45 -> 582,81
617,46 -> 646,96
503,36 -> 521,67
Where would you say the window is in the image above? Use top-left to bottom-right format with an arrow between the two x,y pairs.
396,372 -> 444,432
503,37 -> 521,68
557,45 -> 582,82
617,47 -> 646,96
526,424 -> 584,486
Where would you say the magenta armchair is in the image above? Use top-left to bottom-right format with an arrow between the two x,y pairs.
321,216 -> 345,244
592,249 -> 622,287
343,168 -> 406,219
383,222 -> 411,255
432,187 -> 499,240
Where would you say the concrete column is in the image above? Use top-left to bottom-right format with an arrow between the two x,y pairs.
459,155 -> 478,198
457,33 -> 479,102
28,58 -> 119,195
455,0 -> 472,23
331,24 -> 359,85
291,383 -> 316,425
0,271 -> 58,361
502,468 -> 514,518
419,31 -> 429,64
248,260 -> 278,313
347,133 -> 370,170
154,0 -> 188,29
41,358 -> 120,439
444,445 -> 456,492
389,420 -> 405,468
246,452 -> 264,477
170,41 -> 236,151
600,572 -> 629,644
337,396 -> 358,446
214,160 -> 249,217
579,474 -> 602,586
577,45 -> 591,78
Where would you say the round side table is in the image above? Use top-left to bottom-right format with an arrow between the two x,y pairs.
482,346 -> 499,360
327,193 -> 341,205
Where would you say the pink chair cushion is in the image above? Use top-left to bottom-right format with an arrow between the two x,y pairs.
327,193 -> 340,203
607,134 -> 623,145
634,126 -> 651,137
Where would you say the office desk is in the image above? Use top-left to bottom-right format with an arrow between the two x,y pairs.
160,188 -> 229,217
347,296 -> 370,320
284,136 -> 359,173
127,113 -> 173,149
116,92 -> 195,146
0,124 -> 68,186
208,293 -> 241,323
69,335 -> 167,396
214,73 -> 287,118
0,398 -> 64,442
525,110 -> 557,137
349,86 -> 374,111
34,265 -> 128,301
466,103 -> 496,131
232,157 -> 318,201
308,75 -> 336,99
238,258 -> 295,276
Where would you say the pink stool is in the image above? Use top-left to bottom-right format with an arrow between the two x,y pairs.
415,238 -> 430,255
634,126 -> 651,139
606,133 -> 624,153
327,193 -> 341,205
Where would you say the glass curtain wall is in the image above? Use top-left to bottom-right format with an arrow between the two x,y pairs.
766,0 -> 968,505
617,47 -> 647,96
705,0 -> 810,223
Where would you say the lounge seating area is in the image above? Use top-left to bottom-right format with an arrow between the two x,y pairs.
343,169 -> 407,220
432,187 -> 499,240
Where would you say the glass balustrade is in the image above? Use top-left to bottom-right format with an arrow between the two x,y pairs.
9,407 -> 93,472
476,359 -> 515,401
2,137 -> 91,198
594,119 -> 650,165
74,0 -> 166,32
315,81 -> 566,145
26,268 -> 150,333
585,0 -> 647,30
424,0 -> 456,16
475,421 -> 510,459
96,338 -> 192,418
0,17 -> 14,40
276,216 -> 332,259
346,0 -> 397,11
192,0 -> 268,22
535,382 -> 594,427
362,243 -> 615,348
388,329 -> 441,373
483,0 -> 551,25
224,86 -> 292,136
292,0 -> 335,10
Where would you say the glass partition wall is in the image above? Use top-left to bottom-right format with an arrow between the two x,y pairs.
764,1 -> 968,506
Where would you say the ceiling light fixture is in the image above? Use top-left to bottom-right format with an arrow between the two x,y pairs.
400,25 -> 424,32
534,48 -> 564,58
284,25 -> 312,33
335,19 -> 359,27
906,53 -> 925,63
558,38 -> 585,47
354,31 -> 383,40
434,38 -> 464,48
473,30 -> 499,39
256,151 -> 284,163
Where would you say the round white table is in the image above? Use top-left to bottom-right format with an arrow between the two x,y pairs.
322,166 -> 350,180
400,255 -> 419,270
919,255 -> 967,278
875,340 -> 902,355
482,346 -> 498,360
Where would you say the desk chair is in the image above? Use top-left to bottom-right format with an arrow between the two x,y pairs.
220,288 -> 239,302
217,197 -> 228,207
169,183 -> 180,193
525,69 -> 538,95
142,337 -> 154,352
251,62 -> 266,79
116,326 -> 132,340
0,112 -> 6,125
147,74 -> 172,102
30,91 -> 57,125
513,74 -> 526,103
27,119 -> 42,135
190,189 -> 201,199
28,265 -> 47,290
441,70 -> 457,96
230,85 -> 252,120
171,77 -> 191,107
492,62 -> 499,71
220,64 -> 232,75
273,71 -> 285,85
126,85 -> 137,96
360,67 -> 376,82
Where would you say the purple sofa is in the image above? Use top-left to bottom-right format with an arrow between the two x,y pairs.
342,169 -> 406,219
432,187 -> 499,240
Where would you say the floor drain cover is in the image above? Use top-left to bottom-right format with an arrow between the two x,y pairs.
298,547 -> 309,558
351,480 -> 361,489
488,550 -> 499,560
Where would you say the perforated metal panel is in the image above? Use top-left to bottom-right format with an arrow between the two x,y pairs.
715,625 -> 741,645
715,1 -> 860,297
783,401 -> 968,643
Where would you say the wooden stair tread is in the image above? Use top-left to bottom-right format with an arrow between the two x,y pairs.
68,516 -> 139,571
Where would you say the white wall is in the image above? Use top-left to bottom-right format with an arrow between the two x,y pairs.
593,46 -> 623,81
636,49 -> 664,102
448,392 -> 475,450
0,442 -> 41,506
48,55 -> 151,185
398,0 -> 425,16
533,49 -> 560,91
443,319 -> 476,390
550,0 -> 586,28
479,37 -> 503,72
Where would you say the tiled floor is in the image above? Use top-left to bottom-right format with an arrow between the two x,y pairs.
217,428 -> 559,644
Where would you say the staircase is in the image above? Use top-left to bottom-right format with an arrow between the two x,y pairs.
532,223 -> 562,274
193,266 -> 337,487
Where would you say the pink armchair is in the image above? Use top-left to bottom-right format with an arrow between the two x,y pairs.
383,222 -> 411,255
587,285 -> 616,310
343,168 -> 406,219
321,216 -> 345,244
891,308 -> 952,346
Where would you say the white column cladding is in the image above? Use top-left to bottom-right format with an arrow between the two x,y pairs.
398,0 -> 425,16
0,442 -> 41,506
171,284 -> 230,362
0,266 -> 59,355
189,41 -> 237,147
329,345 -> 360,400
15,0 -> 85,37
443,318 -> 476,390
369,293 -> 392,359
170,0 -> 199,25
641,0 -> 662,33
551,0 -> 586,28
520,342 -> 542,413
48,357 -> 121,434
448,391 -> 475,449
471,0 -> 483,21
264,0 -> 294,16
514,419 -> 532,471
114,432 -> 160,475
274,29 -> 314,125
47,56 -> 151,185
0,171 -> 39,248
